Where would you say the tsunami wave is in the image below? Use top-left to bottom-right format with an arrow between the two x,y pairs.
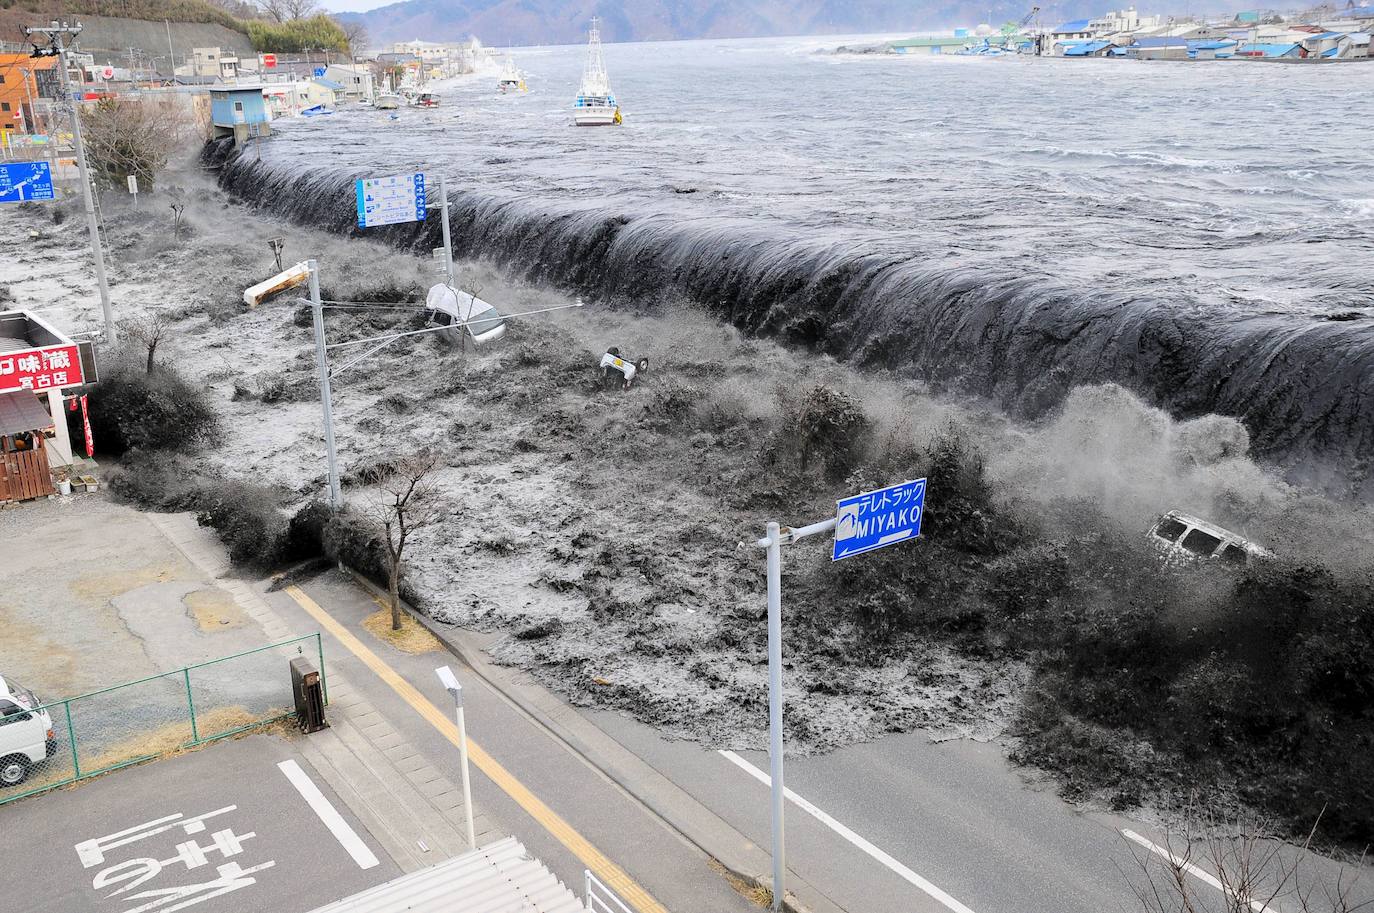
204,139 -> 1374,499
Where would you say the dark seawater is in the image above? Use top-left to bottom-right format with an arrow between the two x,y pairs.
207,36 -> 1374,495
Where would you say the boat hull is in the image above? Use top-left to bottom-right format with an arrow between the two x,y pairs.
574,108 -> 619,126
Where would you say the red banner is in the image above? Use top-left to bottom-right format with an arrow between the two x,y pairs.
0,343 -> 84,395
80,394 -> 94,458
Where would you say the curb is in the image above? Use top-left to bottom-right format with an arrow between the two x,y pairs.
339,566 -> 844,913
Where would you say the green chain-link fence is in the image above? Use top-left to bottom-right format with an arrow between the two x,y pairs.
0,633 -> 325,805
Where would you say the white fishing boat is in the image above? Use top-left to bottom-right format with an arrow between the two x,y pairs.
374,93 -> 402,110
573,19 -> 620,126
498,57 -> 527,93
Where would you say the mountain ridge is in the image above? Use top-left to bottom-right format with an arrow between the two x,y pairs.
341,0 -> 1088,48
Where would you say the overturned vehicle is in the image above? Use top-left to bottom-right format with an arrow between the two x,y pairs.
1148,510 -> 1270,566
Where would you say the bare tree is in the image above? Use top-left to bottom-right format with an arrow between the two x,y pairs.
121,312 -> 172,374
80,96 -> 194,192
1124,807 -> 1372,913
372,451 -> 441,631
256,0 -> 320,22
338,18 -> 369,55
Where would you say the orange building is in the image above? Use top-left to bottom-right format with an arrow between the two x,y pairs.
0,54 -> 60,137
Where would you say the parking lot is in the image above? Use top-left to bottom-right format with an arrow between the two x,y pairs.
0,733 -> 398,913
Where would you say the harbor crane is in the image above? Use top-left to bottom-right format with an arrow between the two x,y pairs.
1002,5 -> 1040,36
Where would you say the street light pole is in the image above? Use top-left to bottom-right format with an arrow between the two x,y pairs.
757,515 -> 837,913
434,665 -> 477,849
764,520 -> 786,913
24,20 -> 117,345
438,174 -> 454,289
308,259 -> 341,511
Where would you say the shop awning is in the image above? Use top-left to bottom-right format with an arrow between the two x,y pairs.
0,390 -> 53,436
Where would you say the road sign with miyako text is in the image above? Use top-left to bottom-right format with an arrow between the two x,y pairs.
832,478 -> 926,561
355,173 -> 426,228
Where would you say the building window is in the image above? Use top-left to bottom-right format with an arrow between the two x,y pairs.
0,102 -> 8,111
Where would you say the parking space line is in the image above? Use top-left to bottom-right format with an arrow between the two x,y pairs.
718,749 -> 979,913
278,759 -> 381,870
284,584 -> 670,913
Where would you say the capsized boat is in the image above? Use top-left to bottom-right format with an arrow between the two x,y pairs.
374,93 -> 402,110
573,18 -> 620,126
498,57 -> 527,93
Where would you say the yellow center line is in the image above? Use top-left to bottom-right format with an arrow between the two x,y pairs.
285,585 -> 669,913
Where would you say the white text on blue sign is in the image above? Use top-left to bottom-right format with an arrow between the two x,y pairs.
832,478 -> 927,561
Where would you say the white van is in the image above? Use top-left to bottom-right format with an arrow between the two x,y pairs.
1148,510 -> 1270,567
0,673 -> 56,787
425,284 -> 508,346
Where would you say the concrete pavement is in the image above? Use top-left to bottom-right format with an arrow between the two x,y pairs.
263,569 -> 761,913
0,734 -> 397,913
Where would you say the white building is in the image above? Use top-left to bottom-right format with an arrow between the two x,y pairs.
389,40 -> 451,63
187,47 -> 239,80
1088,6 -> 1162,34
324,63 -> 374,101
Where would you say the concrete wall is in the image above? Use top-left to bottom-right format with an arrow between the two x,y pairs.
75,16 -> 254,71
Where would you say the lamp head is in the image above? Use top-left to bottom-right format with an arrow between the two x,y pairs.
434,665 -> 462,704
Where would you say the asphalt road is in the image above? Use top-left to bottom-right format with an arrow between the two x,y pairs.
265,572 -> 757,913
264,571 -> 1374,913
0,734 -> 397,913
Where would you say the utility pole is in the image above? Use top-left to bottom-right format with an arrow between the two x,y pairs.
23,20 -> 117,346
308,259 -> 342,511
165,19 -> 176,78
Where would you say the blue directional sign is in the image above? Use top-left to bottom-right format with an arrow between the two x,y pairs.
832,478 -> 927,561
355,172 -> 426,228
0,161 -> 56,204
314,66 -> 327,77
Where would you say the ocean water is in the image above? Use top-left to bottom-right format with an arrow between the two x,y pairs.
212,36 -> 1374,493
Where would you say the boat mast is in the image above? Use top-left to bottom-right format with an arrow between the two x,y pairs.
582,17 -> 609,94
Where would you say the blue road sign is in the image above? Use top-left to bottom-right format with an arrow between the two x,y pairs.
354,172 -> 426,228
832,478 -> 927,561
314,66 -> 327,77
0,161 -> 55,204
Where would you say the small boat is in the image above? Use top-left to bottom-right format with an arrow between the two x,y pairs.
414,92 -> 439,107
574,18 -> 620,126
498,57 -> 527,93
375,93 -> 402,110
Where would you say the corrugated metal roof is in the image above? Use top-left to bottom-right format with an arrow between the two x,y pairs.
1190,39 -> 1237,49
1054,19 -> 1092,32
1133,36 -> 1188,46
0,391 -> 54,436
305,838 -> 583,913
1240,42 -> 1300,55
1063,40 -> 1112,55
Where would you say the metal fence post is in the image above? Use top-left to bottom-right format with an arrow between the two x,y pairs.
65,700 -> 79,779
316,632 -> 329,705
184,668 -> 200,744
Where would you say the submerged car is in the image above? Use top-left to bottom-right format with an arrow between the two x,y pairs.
1148,510 -> 1270,566
425,284 -> 508,346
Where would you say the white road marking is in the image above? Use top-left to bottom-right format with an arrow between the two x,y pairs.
278,759 -> 380,870
718,749 -> 979,913
1121,828 -> 1279,913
